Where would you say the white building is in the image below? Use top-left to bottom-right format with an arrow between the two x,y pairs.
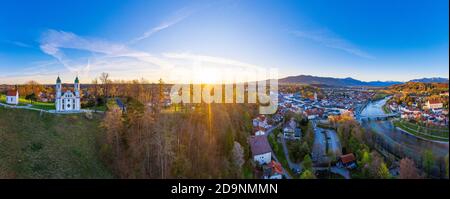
249,136 -> 272,165
6,90 -> 19,105
255,130 -> 265,136
55,76 -> 81,112
425,99 -> 443,110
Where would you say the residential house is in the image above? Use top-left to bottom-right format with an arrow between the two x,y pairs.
249,136 -> 272,165
252,115 -> 271,133
283,118 -> 301,140
337,153 -> 357,169
263,160 -> 283,179
425,99 -> 443,110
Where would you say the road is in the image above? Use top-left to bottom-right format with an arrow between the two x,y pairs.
0,102 -> 102,114
264,123 -> 293,179
280,136 -> 302,174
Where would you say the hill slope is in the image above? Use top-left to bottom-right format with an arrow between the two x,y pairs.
0,107 -> 112,178
279,75 -> 402,87
409,77 -> 449,83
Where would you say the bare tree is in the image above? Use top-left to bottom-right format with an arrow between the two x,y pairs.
99,72 -> 110,99
399,158 -> 422,179
90,78 -> 99,111
102,106 -> 123,161
232,141 -> 245,169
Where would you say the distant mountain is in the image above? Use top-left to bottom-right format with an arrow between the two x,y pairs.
278,75 -> 402,87
408,77 -> 449,83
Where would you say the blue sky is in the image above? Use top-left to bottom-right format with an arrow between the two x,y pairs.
0,0 -> 448,84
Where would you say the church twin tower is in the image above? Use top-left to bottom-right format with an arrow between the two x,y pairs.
55,76 -> 81,112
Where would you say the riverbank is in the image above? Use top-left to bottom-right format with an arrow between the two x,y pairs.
393,120 -> 449,143
361,97 -> 449,160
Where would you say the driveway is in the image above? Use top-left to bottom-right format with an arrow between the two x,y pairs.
280,137 -> 302,173
264,122 -> 293,179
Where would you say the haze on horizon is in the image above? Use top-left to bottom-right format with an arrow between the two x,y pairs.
0,0 -> 448,84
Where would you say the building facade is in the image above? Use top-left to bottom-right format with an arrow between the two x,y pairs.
249,135 -> 272,165
55,76 -> 81,112
425,99 -> 443,110
6,90 -> 19,105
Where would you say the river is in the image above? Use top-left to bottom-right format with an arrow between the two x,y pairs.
360,97 -> 449,159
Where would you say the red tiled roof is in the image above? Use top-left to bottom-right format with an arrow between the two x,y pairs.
340,153 -> 356,164
268,160 -> 283,174
6,90 -> 17,96
249,136 -> 271,156
428,99 -> 441,104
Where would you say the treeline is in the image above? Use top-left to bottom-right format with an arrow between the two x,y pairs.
279,84 -> 323,99
387,82 -> 448,95
333,118 -> 448,179
100,100 -> 259,178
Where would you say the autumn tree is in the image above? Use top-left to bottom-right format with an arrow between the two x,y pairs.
358,150 -> 371,178
368,152 -> 383,178
89,78 -> 100,110
422,149 -> 435,177
102,105 -> 124,166
99,72 -> 110,98
232,141 -> 245,176
302,154 -> 313,171
399,158 -> 422,179
300,169 -> 316,179
377,163 -> 391,179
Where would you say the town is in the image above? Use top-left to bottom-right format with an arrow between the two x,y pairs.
1,77 -> 449,179
247,83 -> 449,179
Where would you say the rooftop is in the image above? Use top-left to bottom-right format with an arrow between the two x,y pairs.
249,136 -> 271,156
6,90 -> 17,96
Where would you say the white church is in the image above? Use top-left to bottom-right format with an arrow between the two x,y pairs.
55,76 -> 81,112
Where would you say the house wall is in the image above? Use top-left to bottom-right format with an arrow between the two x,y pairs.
269,174 -> 283,179
6,96 -> 18,105
254,152 -> 271,165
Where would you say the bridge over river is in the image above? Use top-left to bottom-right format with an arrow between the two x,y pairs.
357,113 -> 399,121
359,96 -> 448,177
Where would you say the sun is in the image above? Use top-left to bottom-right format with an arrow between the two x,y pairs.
195,68 -> 220,84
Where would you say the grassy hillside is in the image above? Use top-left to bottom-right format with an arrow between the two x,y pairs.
1,94 -> 55,110
0,107 -> 113,178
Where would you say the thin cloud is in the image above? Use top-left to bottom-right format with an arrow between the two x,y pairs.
292,28 -> 375,59
39,29 -> 172,75
1,40 -> 33,48
128,7 -> 196,44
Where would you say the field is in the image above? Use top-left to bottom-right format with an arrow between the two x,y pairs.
0,94 -> 27,106
0,107 -> 113,178
0,94 -> 55,110
30,101 -> 55,110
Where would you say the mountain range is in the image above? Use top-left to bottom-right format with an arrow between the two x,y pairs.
408,77 -> 449,83
278,75 -> 448,87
